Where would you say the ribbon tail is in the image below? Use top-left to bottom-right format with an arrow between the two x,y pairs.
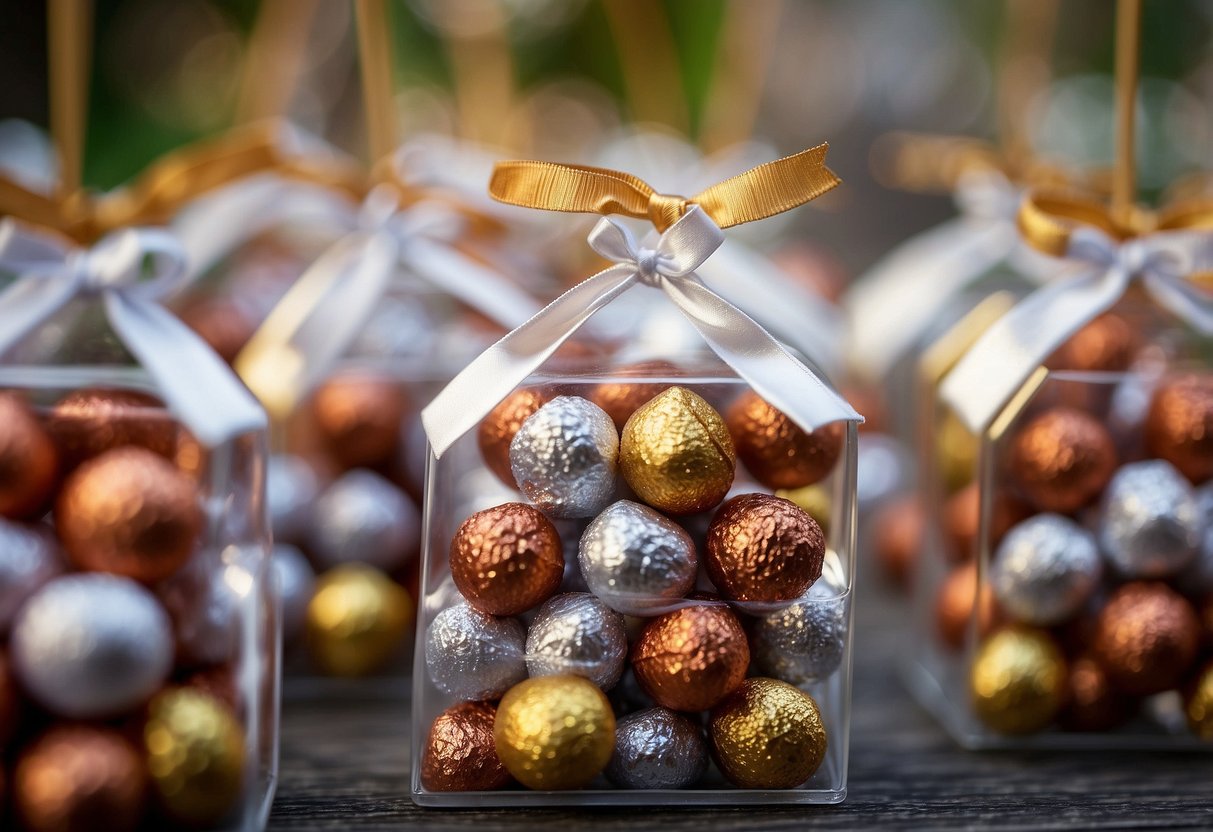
234,232 -> 398,421
662,273 -> 861,432
697,239 -> 843,376
422,265 -> 638,457
0,273 -> 80,359
1145,273 -> 1213,337
844,216 -> 1017,381
407,239 -> 540,330
105,294 -> 266,446
941,267 -> 1128,433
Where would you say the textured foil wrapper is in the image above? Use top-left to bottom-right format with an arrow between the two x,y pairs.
970,628 -> 1066,735
1145,373 -> 1213,484
526,592 -> 627,690
1099,460 -> 1200,578
710,678 -> 828,789
1008,407 -> 1116,513
46,387 -> 179,469
991,514 -> 1102,626
425,601 -> 527,700
11,574 -> 172,718
55,446 -> 202,583
727,390 -> 843,489
510,396 -> 619,518
632,600 -> 749,712
493,675 -> 616,790
478,388 -> 550,487
605,706 -> 708,789
578,500 -> 697,615
753,577 -> 848,685
1092,581 -> 1200,696
145,688 -> 245,827
450,502 -> 564,616
421,701 -> 512,792
619,387 -> 735,516
705,493 -> 825,602
310,372 -> 408,470
309,469 -> 420,572
305,563 -> 412,677
0,393 -> 59,519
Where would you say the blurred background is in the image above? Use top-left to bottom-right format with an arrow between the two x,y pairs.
1,0 -> 1212,275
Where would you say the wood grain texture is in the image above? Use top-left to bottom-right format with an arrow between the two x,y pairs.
269,575 -> 1213,831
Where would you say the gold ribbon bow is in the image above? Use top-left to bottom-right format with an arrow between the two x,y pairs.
489,143 -> 840,232
1017,188 -> 1213,257
0,121 -> 364,244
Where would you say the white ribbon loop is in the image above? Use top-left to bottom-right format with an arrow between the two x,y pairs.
0,219 -> 266,447
844,169 -> 1060,382
423,205 -> 861,458
942,227 -> 1213,434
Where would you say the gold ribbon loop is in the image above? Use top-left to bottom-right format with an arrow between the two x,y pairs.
489,143 -> 840,232
1018,187 -> 1213,258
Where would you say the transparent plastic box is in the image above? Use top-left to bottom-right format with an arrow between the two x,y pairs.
0,365 -> 278,830
906,306 -> 1213,749
412,353 -> 858,806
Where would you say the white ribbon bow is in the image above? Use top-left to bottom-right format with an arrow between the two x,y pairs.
942,225 -> 1213,433
0,219 -> 266,446
235,185 -> 542,409
844,169 -> 1060,381
423,205 -> 861,457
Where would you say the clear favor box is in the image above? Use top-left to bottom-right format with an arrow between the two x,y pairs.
412,352 -> 859,806
908,295 -> 1213,749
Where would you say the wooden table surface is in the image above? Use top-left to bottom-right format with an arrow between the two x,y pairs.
268,577 -> 1213,831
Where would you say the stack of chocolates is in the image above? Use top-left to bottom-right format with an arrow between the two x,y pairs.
0,387 -> 270,831
923,345 -> 1213,740
417,372 -> 853,797
266,369 -> 426,679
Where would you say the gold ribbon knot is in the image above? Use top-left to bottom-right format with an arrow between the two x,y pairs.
488,143 -> 840,232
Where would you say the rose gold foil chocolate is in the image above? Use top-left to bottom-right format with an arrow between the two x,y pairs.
450,503 -> 564,616
935,561 -> 999,651
46,388 -> 179,470
179,299 -> 257,365
1048,313 -> 1137,373
1145,373 -> 1213,484
705,493 -> 825,602
310,372 -> 408,471
1060,654 -> 1135,732
1008,407 -> 1116,513
726,390 -> 843,490
632,598 -> 749,712
421,701 -> 511,792
871,495 -> 924,590
589,362 -> 678,431
0,393 -> 58,519
56,446 -> 202,583
15,725 -> 146,832
1093,582 -> 1200,696
477,388 -> 550,487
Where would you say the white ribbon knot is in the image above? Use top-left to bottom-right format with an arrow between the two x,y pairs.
422,205 -> 860,458
0,219 -> 266,446
942,225 -> 1213,433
